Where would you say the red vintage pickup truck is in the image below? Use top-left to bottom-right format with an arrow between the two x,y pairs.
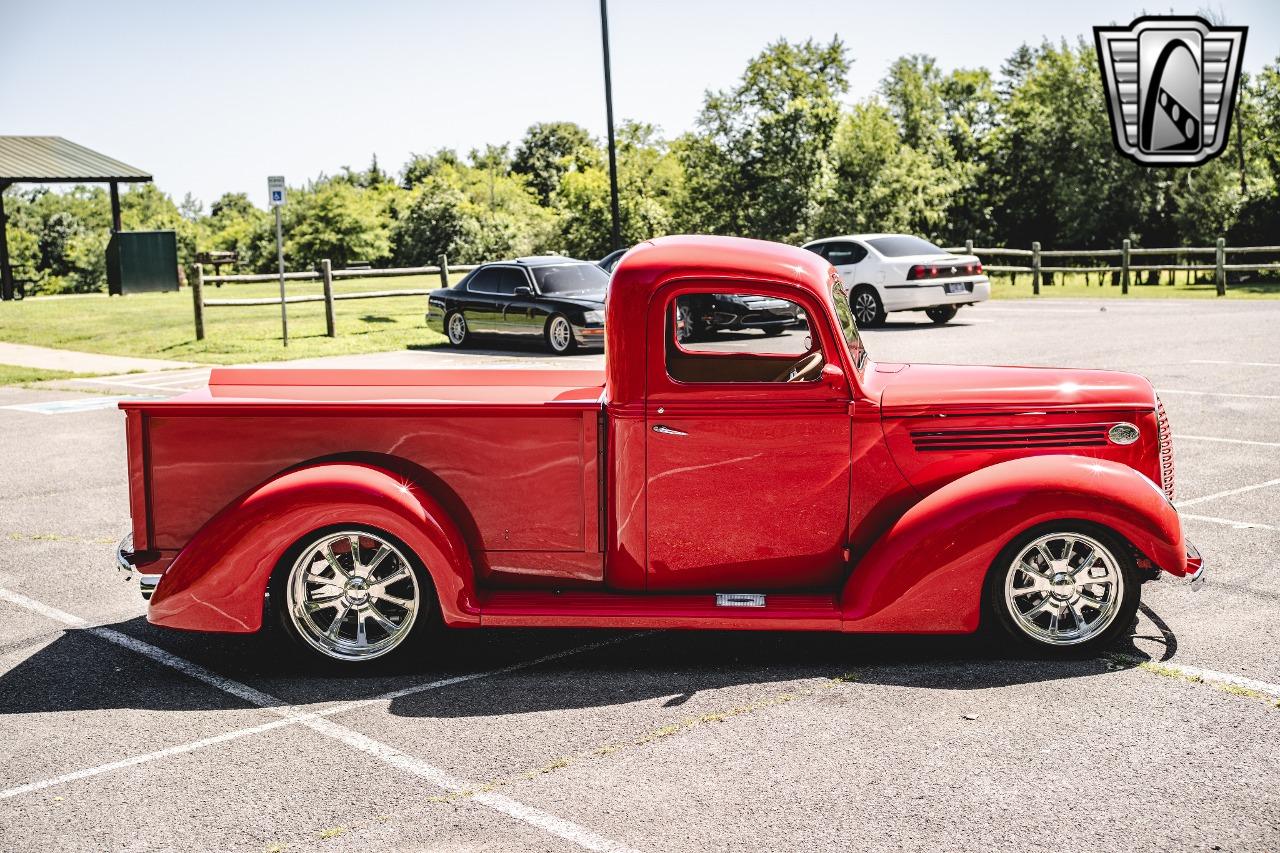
117,235 -> 1202,665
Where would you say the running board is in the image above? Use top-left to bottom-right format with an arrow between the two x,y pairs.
476,590 -> 841,630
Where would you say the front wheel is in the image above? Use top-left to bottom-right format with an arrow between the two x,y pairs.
925,305 -> 958,325
545,314 -> 577,354
851,286 -> 886,327
985,524 -> 1139,657
274,526 -> 433,664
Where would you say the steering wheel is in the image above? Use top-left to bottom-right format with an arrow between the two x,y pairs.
774,350 -> 824,383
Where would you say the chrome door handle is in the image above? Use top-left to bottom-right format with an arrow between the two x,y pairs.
652,424 -> 688,436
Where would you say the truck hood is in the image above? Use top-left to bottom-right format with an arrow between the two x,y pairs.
874,363 -> 1156,417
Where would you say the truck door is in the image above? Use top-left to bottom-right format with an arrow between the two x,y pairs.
644,283 -> 853,592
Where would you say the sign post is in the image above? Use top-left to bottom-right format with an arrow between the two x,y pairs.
268,175 -> 288,346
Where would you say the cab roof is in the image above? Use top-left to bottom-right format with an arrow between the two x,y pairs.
618,235 -> 833,295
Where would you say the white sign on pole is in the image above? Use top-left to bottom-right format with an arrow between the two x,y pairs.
268,175 -> 286,207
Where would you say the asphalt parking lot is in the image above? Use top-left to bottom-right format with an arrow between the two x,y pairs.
1,298 -> 1278,852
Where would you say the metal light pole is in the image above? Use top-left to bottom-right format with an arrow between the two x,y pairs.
599,0 -> 622,251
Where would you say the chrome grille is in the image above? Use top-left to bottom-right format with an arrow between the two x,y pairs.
1156,397 -> 1175,500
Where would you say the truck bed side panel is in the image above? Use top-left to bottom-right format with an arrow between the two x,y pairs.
145,411 -> 588,554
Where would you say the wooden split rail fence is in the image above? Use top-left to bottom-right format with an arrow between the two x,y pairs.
943,239 -> 1280,296
190,256 -> 476,341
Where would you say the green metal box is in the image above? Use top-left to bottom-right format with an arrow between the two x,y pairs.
106,230 -> 179,295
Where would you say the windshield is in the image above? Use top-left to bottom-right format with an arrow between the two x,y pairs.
830,279 -> 867,370
867,235 -> 943,257
532,263 -> 609,296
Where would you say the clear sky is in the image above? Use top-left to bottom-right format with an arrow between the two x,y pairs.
3,0 -> 1277,206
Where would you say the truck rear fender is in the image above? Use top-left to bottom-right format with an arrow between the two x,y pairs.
148,462 -> 479,633
839,455 -> 1185,633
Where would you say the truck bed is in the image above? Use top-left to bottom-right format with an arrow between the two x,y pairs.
120,368 -> 607,585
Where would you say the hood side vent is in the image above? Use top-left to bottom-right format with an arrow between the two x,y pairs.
910,424 -> 1110,452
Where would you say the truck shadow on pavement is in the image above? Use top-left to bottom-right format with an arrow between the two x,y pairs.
0,608 -> 1177,717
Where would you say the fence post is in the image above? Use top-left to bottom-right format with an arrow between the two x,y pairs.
1031,241 -> 1041,295
439,254 -> 450,288
964,238 -> 973,256
1216,237 -> 1226,296
192,263 -> 205,341
1121,239 -> 1130,295
320,259 -> 336,337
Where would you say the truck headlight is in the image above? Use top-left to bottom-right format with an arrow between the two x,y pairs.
583,310 -> 604,324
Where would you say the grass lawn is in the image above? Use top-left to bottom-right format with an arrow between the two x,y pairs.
0,274 -> 458,365
0,364 -> 84,385
989,271 -> 1280,299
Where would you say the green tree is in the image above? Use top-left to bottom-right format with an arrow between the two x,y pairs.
677,37 -> 849,242
814,102 -> 958,238
512,122 -> 599,205
284,179 -> 391,269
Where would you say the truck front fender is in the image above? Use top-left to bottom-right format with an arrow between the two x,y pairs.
840,455 -> 1185,634
148,462 -> 479,633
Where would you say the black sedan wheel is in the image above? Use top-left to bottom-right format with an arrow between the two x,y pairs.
926,305 -> 959,325
545,314 -> 577,355
851,286 -> 886,327
445,312 -> 469,347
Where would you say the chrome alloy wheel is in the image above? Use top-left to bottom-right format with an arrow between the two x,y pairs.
853,290 -> 879,325
548,316 -> 573,352
1004,532 -> 1124,646
447,313 -> 467,345
285,530 -> 420,661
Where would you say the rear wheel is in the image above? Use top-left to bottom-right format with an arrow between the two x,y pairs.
445,312 -> 470,347
925,305 -> 958,325
545,314 -> 577,354
274,526 -> 434,665
851,286 -> 886,327
985,524 -> 1139,657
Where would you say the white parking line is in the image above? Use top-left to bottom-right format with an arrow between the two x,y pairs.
1174,477 -> 1280,508
1189,359 -> 1280,368
1157,388 -> 1280,400
0,589 -> 640,853
1181,513 -> 1280,532
1112,654 -> 1280,700
1176,434 -> 1280,449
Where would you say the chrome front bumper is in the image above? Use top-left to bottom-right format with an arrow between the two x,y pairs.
116,533 -> 161,600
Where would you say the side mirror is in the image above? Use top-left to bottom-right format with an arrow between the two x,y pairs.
821,362 -> 848,393
513,286 -> 533,297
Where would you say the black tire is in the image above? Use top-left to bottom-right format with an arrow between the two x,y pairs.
851,286 -> 886,327
270,524 -> 440,668
983,521 -> 1140,658
925,305 -> 959,325
445,311 -> 470,348
544,313 -> 578,354
762,327 -> 785,336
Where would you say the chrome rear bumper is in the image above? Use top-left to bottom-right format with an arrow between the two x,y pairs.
116,533 -> 161,600
1185,540 -> 1206,590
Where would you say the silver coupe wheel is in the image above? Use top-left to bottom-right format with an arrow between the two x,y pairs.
285,530 -> 420,661
548,315 -> 573,353
447,313 -> 468,346
852,288 -> 883,326
1003,532 -> 1124,646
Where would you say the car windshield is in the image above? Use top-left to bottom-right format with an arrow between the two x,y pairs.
867,236 -> 943,257
532,263 -> 609,296
831,279 -> 867,370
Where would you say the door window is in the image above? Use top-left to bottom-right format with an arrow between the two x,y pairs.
821,242 -> 867,266
667,292 -> 823,384
466,267 -> 504,294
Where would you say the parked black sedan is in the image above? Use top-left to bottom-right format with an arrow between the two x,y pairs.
676,293 -> 802,341
426,257 -> 607,354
